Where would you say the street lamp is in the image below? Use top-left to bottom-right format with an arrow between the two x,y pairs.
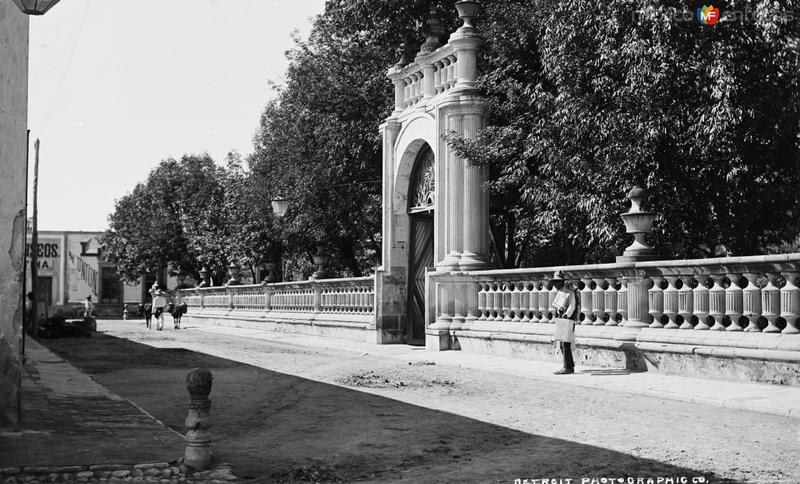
11,0 -> 61,15
267,195 -> 292,283
270,195 -> 290,219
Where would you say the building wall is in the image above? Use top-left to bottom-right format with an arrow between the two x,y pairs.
0,2 -> 29,427
26,231 -> 179,318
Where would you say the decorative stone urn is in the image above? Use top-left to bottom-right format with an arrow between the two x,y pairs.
455,0 -> 480,31
226,262 -> 242,286
184,368 -> 213,471
263,261 -> 280,283
197,267 -> 210,288
617,186 -> 657,263
310,244 -> 330,280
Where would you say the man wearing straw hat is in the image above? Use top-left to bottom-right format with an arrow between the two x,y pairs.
551,270 -> 578,374
151,286 -> 168,331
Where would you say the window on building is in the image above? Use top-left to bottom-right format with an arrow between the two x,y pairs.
100,266 -> 122,304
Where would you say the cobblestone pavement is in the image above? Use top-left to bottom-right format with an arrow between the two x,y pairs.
35,320 -> 800,483
0,338 -> 185,470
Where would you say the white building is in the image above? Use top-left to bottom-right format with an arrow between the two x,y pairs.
26,230 -> 175,318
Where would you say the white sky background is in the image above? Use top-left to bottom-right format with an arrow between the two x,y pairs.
28,0 -> 327,231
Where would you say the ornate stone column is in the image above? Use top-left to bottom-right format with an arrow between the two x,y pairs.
439,113 -> 464,270
459,112 -> 490,270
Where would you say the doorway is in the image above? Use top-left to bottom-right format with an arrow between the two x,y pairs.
407,214 -> 433,344
406,144 -> 435,345
36,276 -> 52,308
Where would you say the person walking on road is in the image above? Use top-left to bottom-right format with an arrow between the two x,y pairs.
551,270 -> 579,375
83,295 -> 95,318
152,289 -> 168,331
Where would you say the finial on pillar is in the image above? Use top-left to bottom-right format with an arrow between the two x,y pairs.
617,186 -> 658,263
455,0 -> 481,32
394,43 -> 410,68
420,8 -> 444,53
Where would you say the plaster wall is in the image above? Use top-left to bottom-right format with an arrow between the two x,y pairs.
0,2 -> 29,426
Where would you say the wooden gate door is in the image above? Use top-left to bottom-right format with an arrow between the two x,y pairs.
408,214 -> 434,344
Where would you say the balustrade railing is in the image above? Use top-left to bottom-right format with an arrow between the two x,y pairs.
180,276 -> 376,318
391,47 -> 459,111
434,254 -> 800,335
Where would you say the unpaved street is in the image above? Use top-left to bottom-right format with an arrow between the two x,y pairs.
39,320 -> 800,483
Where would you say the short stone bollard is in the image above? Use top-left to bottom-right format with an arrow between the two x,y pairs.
184,368 -> 213,471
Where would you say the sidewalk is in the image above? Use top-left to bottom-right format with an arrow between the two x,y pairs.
0,338 -> 185,473
189,323 -> 800,419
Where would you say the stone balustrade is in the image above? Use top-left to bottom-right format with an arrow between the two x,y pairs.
178,277 -> 377,342
426,254 -> 800,360
426,254 -> 800,383
390,46 -> 460,112
431,254 -> 800,334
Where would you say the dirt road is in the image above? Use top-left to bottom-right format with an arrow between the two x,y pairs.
39,320 -> 799,483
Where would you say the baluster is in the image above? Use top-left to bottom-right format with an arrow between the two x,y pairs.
725,274 -> 744,331
579,277 -> 593,325
708,274 -> 727,331
547,283 -> 558,323
781,272 -> 800,334
510,282 -> 521,322
500,282 -> 511,322
538,281 -> 551,324
662,276 -> 680,329
529,282 -> 541,323
519,282 -> 531,322
490,282 -> 502,321
592,278 -> 606,325
604,277 -> 619,326
477,282 -> 488,321
648,276 -> 665,328
678,275 -> 695,329
616,278 -> 628,326
762,273 -> 781,333
434,61 -> 443,93
742,272 -> 762,332
693,274 -> 710,330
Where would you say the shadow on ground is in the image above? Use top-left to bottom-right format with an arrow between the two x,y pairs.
40,333 -> 737,483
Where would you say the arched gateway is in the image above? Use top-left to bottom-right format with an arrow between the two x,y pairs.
374,3 -> 491,348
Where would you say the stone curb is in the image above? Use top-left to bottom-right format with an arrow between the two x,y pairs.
1,461 -> 239,483
1,461 -> 185,483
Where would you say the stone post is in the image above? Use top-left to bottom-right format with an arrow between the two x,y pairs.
184,368 -> 212,471
427,279 -> 453,351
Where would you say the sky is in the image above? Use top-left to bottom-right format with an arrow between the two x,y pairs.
27,0 -> 327,231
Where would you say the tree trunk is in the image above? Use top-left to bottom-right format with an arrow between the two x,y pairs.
340,237 -> 362,277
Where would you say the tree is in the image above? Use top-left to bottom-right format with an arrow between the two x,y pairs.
101,154 -> 225,283
448,0 -> 800,266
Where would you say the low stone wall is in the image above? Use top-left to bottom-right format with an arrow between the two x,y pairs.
450,324 -> 800,385
182,311 -> 377,343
